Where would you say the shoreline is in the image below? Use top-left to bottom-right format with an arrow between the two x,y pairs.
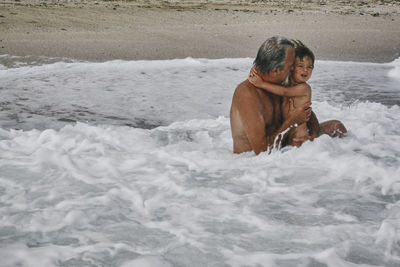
1,54 -> 399,66
1,0 -> 400,63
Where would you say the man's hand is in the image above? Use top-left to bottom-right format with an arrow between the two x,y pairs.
287,99 -> 312,126
248,67 -> 264,88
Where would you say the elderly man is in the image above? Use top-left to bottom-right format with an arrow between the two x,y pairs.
230,36 -> 346,154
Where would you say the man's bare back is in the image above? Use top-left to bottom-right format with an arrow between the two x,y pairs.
230,80 -> 283,154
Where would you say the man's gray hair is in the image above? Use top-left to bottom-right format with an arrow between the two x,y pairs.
253,36 -> 294,74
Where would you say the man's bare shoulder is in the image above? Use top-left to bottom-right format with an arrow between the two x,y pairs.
233,79 -> 277,105
233,80 -> 259,100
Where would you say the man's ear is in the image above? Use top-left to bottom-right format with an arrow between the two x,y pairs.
271,67 -> 282,75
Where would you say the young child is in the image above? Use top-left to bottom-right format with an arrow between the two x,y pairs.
248,40 -> 316,147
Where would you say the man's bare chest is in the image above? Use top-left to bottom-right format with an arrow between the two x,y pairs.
257,92 -> 282,128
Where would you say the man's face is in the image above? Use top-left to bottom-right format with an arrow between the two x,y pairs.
256,47 -> 295,84
278,48 -> 295,83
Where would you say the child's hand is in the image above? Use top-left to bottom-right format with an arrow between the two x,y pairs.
248,67 -> 264,87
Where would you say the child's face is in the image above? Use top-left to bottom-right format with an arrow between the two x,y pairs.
292,56 -> 313,83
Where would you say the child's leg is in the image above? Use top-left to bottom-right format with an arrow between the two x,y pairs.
320,120 -> 347,137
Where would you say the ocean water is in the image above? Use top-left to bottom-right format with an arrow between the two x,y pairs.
0,55 -> 399,267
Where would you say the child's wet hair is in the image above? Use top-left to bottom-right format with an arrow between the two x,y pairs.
291,40 -> 315,65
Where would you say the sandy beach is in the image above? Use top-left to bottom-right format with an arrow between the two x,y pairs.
1,0 -> 400,62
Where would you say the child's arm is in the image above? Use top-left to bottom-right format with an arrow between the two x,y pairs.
248,67 -> 310,97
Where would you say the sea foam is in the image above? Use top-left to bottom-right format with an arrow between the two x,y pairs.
0,102 -> 400,266
0,55 -> 399,131
0,55 -> 400,266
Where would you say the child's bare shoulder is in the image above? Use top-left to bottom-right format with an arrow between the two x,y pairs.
294,82 -> 311,95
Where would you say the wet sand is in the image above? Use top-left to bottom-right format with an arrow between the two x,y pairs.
1,0 -> 400,62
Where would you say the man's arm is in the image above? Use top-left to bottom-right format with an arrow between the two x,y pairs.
291,111 -> 320,147
270,100 -> 312,147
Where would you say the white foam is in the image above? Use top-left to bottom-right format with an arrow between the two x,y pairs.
1,55 -> 399,131
0,99 -> 400,266
1,56 -> 400,266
